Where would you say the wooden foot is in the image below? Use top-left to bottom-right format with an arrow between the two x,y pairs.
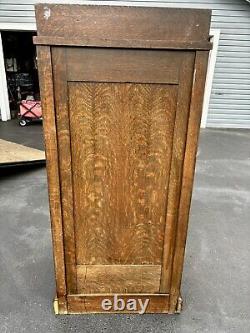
53,296 -> 68,315
175,296 -> 183,314
53,298 -> 59,315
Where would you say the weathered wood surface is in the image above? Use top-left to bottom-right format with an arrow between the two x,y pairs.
68,82 -> 178,267
52,47 -> 77,294
67,294 -> 170,314
35,5 -> 211,45
77,265 -> 161,294
36,46 -> 67,313
66,48 -> 182,84
34,36 -> 212,50
160,53 -> 195,294
169,51 -> 209,312
35,4 -> 211,314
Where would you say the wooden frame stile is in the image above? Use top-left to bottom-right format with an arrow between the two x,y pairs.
168,51 -> 209,313
51,47 -> 77,298
36,46 -> 67,314
160,53 -> 195,297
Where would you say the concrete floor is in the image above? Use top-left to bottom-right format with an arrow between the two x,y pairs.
0,125 -> 250,332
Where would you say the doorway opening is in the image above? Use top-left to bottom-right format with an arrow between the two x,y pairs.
0,31 -> 44,168
2,31 -> 40,119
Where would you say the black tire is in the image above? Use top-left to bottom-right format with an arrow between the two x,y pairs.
19,119 -> 27,127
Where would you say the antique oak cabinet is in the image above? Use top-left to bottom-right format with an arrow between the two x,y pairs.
34,4 -> 211,314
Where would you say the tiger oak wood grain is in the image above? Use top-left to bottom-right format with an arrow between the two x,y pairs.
52,47 -> 77,294
36,46 -> 67,313
76,265 -> 161,294
35,5 -> 211,314
169,51 -> 209,312
68,82 -> 178,267
160,53 -> 195,294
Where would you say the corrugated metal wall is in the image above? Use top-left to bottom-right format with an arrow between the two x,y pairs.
0,0 -> 250,128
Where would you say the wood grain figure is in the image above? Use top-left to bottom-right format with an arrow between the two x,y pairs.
34,4 -> 211,314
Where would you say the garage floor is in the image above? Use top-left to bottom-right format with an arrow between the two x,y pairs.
0,123 -> 250,332
0,119 -> 44,151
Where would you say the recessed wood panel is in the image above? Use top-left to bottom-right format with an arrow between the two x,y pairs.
68,82 -> 178,266
66,48 -> 181,84
77,265 -> 161,294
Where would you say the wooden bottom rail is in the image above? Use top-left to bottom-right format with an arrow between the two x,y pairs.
53,294 -> 183,314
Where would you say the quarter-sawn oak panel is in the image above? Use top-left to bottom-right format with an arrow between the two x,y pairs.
77,264 -> 161,294
68,82 -> 178,266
